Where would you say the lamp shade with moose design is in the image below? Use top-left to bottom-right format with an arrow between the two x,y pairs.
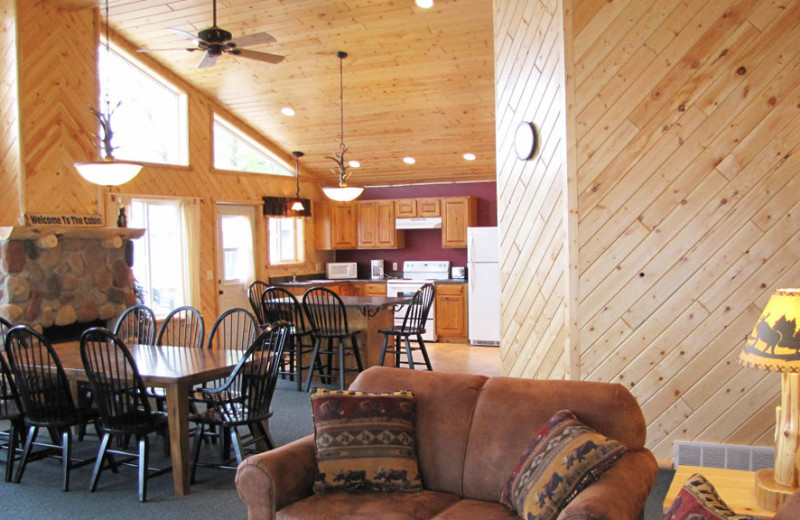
740,288 -> 800,372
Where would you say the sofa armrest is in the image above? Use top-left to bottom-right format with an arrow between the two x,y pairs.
236,435 -> 317,520
558,449 -> 658,520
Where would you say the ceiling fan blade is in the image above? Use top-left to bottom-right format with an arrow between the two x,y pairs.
229,48 -> 285,64
228,32 -> 277,48
197,52 -> 218,69
168,27 -> 204,43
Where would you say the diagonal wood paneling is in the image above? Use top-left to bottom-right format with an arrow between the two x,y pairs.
0,0 -> 21,225
495,0 -> 570,381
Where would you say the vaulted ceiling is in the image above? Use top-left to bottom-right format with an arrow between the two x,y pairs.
47,0 -> 496,188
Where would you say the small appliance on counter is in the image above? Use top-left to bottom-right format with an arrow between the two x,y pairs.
326,262 -> 357,280
451,266 -> 466,279
370,259 -> 385,280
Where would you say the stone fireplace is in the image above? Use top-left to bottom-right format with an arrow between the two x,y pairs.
0,226 -> 144,334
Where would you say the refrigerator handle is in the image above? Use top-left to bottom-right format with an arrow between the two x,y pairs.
469,264 -> 474,292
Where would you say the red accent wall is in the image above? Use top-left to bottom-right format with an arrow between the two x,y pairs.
335,182 -> 496,276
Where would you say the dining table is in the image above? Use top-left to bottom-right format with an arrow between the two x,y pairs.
53,341 -> 245,496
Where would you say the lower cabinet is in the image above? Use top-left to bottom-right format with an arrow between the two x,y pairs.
435,283 -> 467,341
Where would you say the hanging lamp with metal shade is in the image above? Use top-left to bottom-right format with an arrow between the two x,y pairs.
321,51 -> 363,202
290,151 -> 305,212
74,0 -> 143,187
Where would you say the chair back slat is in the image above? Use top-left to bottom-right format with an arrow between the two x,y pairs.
206,323 -> 289,425
80,328 -> 152,433
302,288 -> 350,336
4,326 -> 77,424
247,281 -> 270,326
113,304 -> 156,346
156,306 -> 205,349
206,308 -> 258,350
262,287 -> 310,334
401,283 -> 435,333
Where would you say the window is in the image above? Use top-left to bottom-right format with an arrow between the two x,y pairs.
129,199 -> 187,316
214,116 -> 294,176
221,214 -> 255,282
98,44 -> 188,165
269,217 -> 304,265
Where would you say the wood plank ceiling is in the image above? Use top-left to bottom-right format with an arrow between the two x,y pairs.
45,0 -> 496,188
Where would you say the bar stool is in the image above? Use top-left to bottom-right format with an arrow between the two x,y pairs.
378,283 -> 435,370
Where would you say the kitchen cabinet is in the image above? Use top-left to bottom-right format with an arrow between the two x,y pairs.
441,196 -> 477,248
314,200 -> 357,250
362,282 -> 387,296
435,282 -> 467,341
394,198 -> 441,218
357,200 -> 404,249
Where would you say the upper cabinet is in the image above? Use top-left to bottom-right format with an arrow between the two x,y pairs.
357,200 -> 404,249
395,198 -> 441,218
441,196 -> 477,248
314,200 -> 358,250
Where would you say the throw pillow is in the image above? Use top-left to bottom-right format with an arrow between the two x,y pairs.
310,388 -> 422,493
663,473 -> 757,520
500,409 -> 627,520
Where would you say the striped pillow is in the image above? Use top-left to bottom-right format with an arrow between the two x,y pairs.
310,388 -> 422,493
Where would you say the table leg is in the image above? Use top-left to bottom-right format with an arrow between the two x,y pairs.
165,381 -> 191,496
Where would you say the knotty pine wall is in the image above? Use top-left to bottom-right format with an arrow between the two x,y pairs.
0,0 -> 20,225
496,0 -> 800,462
5,1 -> 331,321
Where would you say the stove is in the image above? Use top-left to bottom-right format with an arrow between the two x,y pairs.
385,261 -> 450,342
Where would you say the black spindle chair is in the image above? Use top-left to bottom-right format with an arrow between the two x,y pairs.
302,287 -> 363,391
0,316 -> 24,482
262,287 -> 317,391
151,306 -> 205,411
4,325 -> 99,491
80,328 -> 171,502
247,281 -> 270,327
189,323 -> 290,482
378,283 -> 435,371
113,304 -> 157,346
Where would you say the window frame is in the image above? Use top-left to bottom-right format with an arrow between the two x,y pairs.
213,115 -> 294,176
268,216 -> 305,266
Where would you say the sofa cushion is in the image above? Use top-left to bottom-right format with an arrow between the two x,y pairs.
500,410 -> 627,520
663,473 -> 757,520
432,499 -> 518,519
462,375 -> 647,502
348,367 -> 488,496
276,489 -> 460,520
310,388 -> 422,493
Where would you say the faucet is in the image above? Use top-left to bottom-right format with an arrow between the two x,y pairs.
291,269 -> 298,283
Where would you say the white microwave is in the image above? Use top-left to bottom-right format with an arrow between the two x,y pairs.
326,262 -> 358,280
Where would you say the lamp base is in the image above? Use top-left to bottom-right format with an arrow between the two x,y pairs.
755,468 -> 798,511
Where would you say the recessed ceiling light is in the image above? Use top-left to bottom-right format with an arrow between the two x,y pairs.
416,0 -> 434,8
403,157 -> 416,165
463,153 -> 476,161
348,160 -> 361,168
281,106 -> 295,116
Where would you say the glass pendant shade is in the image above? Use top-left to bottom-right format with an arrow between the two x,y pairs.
321,185 -> 364,202
290,200 -> 305,211
74,159 -> 143,186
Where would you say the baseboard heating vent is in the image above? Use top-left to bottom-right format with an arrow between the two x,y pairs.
674,442 -> 774,471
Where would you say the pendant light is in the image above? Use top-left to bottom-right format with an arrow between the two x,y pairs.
74,0 -> 143,186
321,51 -> 364,202
290,151 -> 305,212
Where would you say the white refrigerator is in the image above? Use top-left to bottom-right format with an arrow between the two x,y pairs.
467,227 -> 501,346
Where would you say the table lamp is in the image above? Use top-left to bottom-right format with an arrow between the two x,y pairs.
739,287 -> 800,510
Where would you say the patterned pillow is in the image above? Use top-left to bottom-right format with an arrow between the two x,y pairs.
310,388 -> 422,493
500,409 -> 627,520
664,473 -> 757,520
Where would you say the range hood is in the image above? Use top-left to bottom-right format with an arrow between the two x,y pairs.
395,217 -> 443,230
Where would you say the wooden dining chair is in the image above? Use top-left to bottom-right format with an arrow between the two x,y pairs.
247,281 -> 270,327
80,327 -> 171,502
189,323 -> 290,482
261,287 -> 317,391
113,304 -> 157,346
378,283 -> 435,371
0,316 -> 24,483
151,306 -> 205,411
4,325 -> 99,491
302,287 -> 363,391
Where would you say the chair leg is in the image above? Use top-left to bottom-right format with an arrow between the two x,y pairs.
378,333 -> 390,366
304,337 -> 321,391
394,336 -> 402,367
90,432 -> 112,492
230,427 -> 245,465
337,339 -> 346,390
404,336 -> 415,370
13,425 -> 38,484
138,435 -> 149,502
294,337 -> 303,391
190,423 -> 204,484
350,334 -> 363,372
417,334 -> 433,371
62,429 -> 72,492
4,421 -> 19,483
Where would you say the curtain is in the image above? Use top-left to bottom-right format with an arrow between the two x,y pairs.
180,198 -> 201,308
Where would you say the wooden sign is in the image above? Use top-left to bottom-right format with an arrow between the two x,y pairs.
24,213 -> 104,227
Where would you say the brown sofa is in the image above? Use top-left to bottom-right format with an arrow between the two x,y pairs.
236,367 -> 658,520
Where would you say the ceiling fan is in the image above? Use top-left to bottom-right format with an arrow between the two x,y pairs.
138,0 -> 285,69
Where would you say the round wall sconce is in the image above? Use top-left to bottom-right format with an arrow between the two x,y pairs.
514,121 -> 537,161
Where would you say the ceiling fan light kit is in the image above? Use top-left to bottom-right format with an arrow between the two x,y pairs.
322,51 -> 363,203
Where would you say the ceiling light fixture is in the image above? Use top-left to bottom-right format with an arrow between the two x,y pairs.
403,157 -> 416,165
74,0 -> 143,187
321,51 -> 364,203
416,0 -> 435,8
348,160 -> 361,168
281,106 -> 295,116
463,153 -> 476,161
291,151 -> 305,212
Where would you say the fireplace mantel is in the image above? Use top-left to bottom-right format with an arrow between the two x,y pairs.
0,226 -> 144,241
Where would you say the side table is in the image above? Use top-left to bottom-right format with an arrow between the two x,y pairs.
663,466 -> 774,519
